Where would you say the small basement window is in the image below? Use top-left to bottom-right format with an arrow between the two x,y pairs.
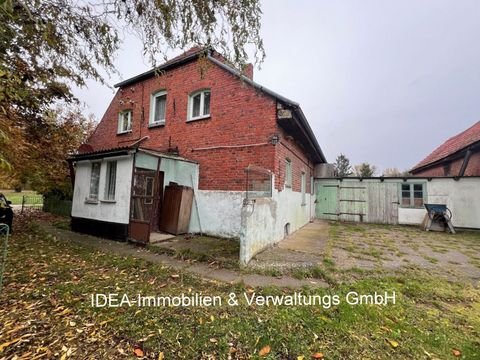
188,89 -> 210,121
104,161 -> 117,200
150,90 -> 167,126
89,162 -> 101,201
118,110 -> 132,134
401,183 -> 425,207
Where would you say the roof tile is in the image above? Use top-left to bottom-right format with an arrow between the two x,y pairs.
412,121 -> 480,171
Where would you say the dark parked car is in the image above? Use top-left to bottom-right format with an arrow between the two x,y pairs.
0,193 -> 13,233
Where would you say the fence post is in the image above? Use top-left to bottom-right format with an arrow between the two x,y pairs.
21,195 -> 25,214
0,224 -> 9,293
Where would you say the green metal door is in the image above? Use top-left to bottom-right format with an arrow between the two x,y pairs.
315,183 -> 338,220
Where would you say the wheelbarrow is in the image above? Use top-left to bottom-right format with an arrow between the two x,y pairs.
423,203 -> 455,234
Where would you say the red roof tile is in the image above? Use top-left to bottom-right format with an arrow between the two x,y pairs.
412,121 -> 480,171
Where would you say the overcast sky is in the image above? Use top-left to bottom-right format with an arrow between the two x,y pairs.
72,0 -> 480,173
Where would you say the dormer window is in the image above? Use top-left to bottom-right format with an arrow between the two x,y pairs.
188,89 -> 210,121
150,90 -> 167,126
118,110 -> 132,134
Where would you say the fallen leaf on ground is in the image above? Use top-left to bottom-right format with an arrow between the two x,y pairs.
133,346 -> 144,357
259,345 -> 271,357
452,349 -> 461,357
311,352 -> 324,359
387,339 -> 399,348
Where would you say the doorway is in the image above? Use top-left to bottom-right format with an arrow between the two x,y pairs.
128,167 -> 164,243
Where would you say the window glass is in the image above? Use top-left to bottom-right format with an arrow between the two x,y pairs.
105,161 -> 117,200
189,90 -> 211,120
154,94 -> 166,123
301,172 -> 306,204
401,183 -> 424,207
203,91 -> 210,115
285,159 -> 292,188
192,94 -> 201,118
89,162 -> 101,200
118,111 -> 132,133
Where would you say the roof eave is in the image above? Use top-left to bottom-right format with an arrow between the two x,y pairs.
411,140 -> 480,173
207,55 -> 326,163
114,50 -> 206,88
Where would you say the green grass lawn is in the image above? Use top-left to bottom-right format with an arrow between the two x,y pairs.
0,190 -> 41,205
0,221 -> 479,359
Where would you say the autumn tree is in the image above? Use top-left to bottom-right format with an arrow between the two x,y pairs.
382,167 -> 411,177
354,163 -> 377,177
0,106 -> 96,195
0,0 -> 265,167
334,153 -> 352,177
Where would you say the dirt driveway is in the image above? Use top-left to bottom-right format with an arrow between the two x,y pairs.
250,220 -> 480,282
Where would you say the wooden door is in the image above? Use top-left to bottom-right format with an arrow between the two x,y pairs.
129,168 -> 156,243
315,183 -> 339,220
366,182 -> 399,224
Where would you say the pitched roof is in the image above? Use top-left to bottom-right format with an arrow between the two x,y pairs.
411,121 -> 480,171
114,46 -> 206,88
113,47 -> 327,163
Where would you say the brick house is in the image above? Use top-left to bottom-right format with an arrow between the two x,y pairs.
69,47 -> 326,263
410,121 -> 480,176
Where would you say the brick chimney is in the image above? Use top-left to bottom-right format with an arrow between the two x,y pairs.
242,63 -> 254,80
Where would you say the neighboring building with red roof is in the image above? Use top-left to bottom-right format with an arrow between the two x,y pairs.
410,121 -> 480,177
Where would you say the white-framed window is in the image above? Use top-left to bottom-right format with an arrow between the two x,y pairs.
150,90 -> 167,126
118,110 -> 132,134
400,183 -> 425,208
285,159 -> 292,188
104,161 -> 117,200
89,162 -> 101,201
301,172 -> 306,205
188,89 -> 210,121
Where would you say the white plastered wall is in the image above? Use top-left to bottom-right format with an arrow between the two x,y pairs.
399,177 -> 480,228
240,176 -> 313,264
71,155 -> 134,224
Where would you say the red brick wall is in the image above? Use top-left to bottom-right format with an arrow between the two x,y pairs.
274,127 -> 314,193
87,59 -> 279,190
412,149 -> 480,177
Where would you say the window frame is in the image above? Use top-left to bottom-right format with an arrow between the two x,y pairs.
104,161 -> 117,201
399,182 -> 426,208
149,90 -> 167,126
187,89 -> 211,121
88,162 -> 101,202
118,110 -> 132,134
301,171 -> 306,205
285,159 -> 292,188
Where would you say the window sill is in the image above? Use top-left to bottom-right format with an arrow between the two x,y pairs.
399,205 -> 424,209
148,122 -> 165,128
187,115 -> 211,122
84,199 -> 99,204
100,199 -> 116,204
117,130 -> 132,135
